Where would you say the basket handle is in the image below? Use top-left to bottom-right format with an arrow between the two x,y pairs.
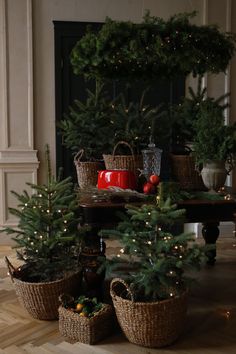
74,149 -> 84,167
112,141 -> 134,161
110,277 -> 134,302
4,256 -> 15,283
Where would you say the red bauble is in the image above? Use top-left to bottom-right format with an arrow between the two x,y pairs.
149,174 -> 160,186
143,182 -> 156,194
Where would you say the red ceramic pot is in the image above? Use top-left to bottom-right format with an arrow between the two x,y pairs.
97,170 -> 137,190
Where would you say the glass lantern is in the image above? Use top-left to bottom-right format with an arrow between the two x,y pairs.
141,143 -> 162,180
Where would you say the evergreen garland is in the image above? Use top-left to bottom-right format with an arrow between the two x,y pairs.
1,145 -> 85,282
71,11 -> 236,81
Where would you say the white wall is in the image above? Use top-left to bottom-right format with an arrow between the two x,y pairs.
0,0 -> 235,243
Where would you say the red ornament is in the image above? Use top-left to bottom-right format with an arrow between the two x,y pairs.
143,182 -> 156,194
149,174 -> 160,186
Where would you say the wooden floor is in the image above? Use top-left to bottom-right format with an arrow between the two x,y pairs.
1,236 -> 236,353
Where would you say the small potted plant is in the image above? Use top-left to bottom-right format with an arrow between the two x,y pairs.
192,99 -> 236,192
100,182 -> 206,348
170,78 -> 229,190
2,145 -> 86,320
59,81 -> 115,188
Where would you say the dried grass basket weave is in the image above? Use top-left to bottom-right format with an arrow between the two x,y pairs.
58,304 -> 114,344
74,150 -> 103,189
5,257 -> 82,320
170,154 -> 205,191
110,278 -> 188,348
103,141 -> 143,175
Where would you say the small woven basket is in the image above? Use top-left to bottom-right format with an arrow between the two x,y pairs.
110,278 -> 188,348
58,304 -> 114,344
170,154 -> 205,190
103,141 -> 143,176
74,150 -> 103,189
5,257 -> 82,320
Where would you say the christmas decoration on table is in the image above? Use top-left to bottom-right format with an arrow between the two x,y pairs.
1,145 -> 86,283
77,186 -> 149,204
70,11 -> 236,81
142,173 -> 160,194
100,181 -> 207,302
142,141 -> 162,181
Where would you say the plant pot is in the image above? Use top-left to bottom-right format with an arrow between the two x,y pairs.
201,160 -> 227,192
110,278 -> 188,348
5,257 -> 82,320
59,304 -> 114,344
170,154 -> 205,190
74,150 -> 103,188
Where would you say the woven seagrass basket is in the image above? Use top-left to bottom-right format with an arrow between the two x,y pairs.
58,304 -> 114,344
74,150 -> 103,189
110,278 -> 188,348
170,154 -> 205,190
5,257 -> 82,320
103,141 -> 143,176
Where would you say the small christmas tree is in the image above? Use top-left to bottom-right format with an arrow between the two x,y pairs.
101,182 -> 206,301
2,145 -> 85,282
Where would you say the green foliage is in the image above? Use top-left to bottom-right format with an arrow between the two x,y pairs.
1,145 -> 85,282
170,78 -> 230,151
58,82 -> 115,161
71,11 -> 236,81
61,294 -> 103,318
110,90 -> 169,154
192,100 -> 236,167
100,188 -> 206,301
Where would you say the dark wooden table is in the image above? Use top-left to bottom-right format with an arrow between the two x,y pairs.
80,197 -> 236,265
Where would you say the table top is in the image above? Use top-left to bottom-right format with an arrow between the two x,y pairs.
79,191 -> 236,224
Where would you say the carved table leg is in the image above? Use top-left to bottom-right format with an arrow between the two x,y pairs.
202,222 -> 220,265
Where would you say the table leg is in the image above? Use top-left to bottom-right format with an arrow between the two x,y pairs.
202,222 -> 219,265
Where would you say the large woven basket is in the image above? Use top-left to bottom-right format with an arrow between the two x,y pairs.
59,304 -> 114,344
5,257 -> 82,320
74,150 -> 103,189
103,141 -> 143,175
170,154 -> 205,190
110,278 -> 188,348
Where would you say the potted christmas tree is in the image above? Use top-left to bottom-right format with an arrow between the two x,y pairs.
170,78 -> 230,190
59,82 -> 114,188
192,99 -> 236,192
100,182 -> 206,347
2,145 -> 85,320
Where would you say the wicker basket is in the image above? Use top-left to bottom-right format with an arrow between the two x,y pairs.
110,278 -> 188,348
170,154 -> 205,190
74,150 -> 103,189
103,141 -> 143,175
5,257 -> 82,320
58,304 -> 114,344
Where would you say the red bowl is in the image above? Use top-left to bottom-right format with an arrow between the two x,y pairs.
97,170 -> 137,190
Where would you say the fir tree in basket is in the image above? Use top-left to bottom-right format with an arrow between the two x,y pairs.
59,81 -> 115,162
100,182 -> 207,347
1,145 -> 86,320
110,88 -> 169,155
3,145 -> 85,282
101,182 -> 206,302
